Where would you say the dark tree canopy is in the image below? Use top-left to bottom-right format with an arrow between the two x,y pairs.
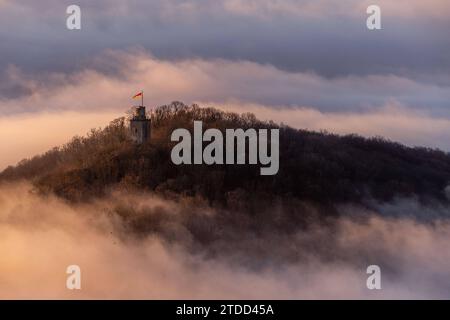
2,102 -> 450,209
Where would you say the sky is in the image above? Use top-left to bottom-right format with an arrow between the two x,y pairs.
0,0 -> 449,169
1,1 -> 450,300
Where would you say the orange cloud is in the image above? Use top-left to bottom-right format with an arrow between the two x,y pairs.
1,182 -> 450,299
0,111 -> 120,170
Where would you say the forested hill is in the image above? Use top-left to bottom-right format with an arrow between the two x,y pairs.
2,102 -> 450,208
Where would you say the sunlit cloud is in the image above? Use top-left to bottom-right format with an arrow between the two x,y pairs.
0,182 -> 449,299
0,111 -> 120,170
1,51 -> 449,170
2,50 -> 449,115
216,102 -> 450,151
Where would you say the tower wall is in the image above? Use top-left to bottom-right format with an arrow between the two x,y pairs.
130,106 -> 151,144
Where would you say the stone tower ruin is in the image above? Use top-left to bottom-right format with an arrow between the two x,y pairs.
130,106 -> 151,144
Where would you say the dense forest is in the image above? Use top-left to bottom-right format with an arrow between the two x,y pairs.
2,101 -> 450,213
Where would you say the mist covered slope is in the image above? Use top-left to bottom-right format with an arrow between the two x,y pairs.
1,102 -> 450,210
3,102 -> 450,298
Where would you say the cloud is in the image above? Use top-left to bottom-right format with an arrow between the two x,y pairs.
215,102 -> 450,151
1,2 -> 448,299
1,51 -> 449,170
223,0 -> 450,19
7,0 -> 450,20
0,111 -> 121,170
0,182 -> 450,299
0,0 -> 449,82
2,50 -> 449,115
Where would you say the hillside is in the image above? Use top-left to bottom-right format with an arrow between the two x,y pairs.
2,101 -> 450,212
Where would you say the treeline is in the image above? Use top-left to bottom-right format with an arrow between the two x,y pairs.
2,101 -> 450,209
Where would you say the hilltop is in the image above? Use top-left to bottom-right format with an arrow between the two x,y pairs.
1,101 -> 450,212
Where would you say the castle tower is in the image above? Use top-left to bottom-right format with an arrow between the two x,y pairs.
130,106 -> 151,144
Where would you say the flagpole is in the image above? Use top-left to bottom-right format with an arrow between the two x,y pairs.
141,90 -> 144,107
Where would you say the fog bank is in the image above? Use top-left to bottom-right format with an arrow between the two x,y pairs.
0,182 -> 449,299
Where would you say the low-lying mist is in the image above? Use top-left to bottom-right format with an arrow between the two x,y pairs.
0,181 -> 449,299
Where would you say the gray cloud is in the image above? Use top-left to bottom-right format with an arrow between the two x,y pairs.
1,50 -> 449,115
0,0 -> 449,91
